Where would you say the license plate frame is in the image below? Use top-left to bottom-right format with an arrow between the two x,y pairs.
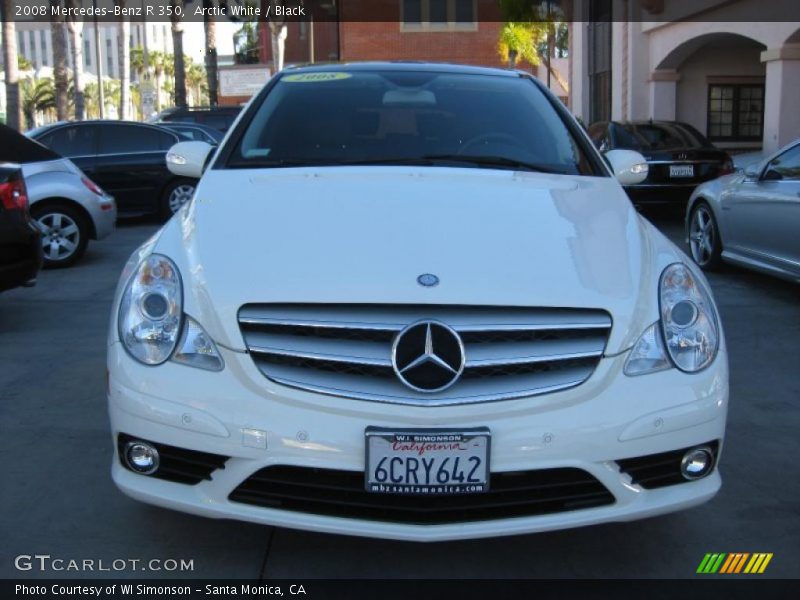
364,428 -> 491,495
670,164 -> 695,178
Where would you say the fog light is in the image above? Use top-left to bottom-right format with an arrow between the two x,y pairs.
124,441 -> 160,475
680,446 -> 714,480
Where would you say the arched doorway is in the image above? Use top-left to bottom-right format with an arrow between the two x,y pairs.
652,33 -> 766,151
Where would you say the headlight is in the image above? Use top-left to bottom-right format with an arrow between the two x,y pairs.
118,254 -> 182,365
659,263 -> 719,372
625,263 -> 720,376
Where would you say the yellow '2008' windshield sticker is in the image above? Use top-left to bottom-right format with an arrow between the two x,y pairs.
283,72 -> 352,83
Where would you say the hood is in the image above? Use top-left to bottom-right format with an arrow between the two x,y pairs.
156,167 -> 681,354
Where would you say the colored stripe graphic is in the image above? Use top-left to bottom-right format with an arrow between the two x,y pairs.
698,552 -> 776,574
697,553 -> 727,573
720,553 -> 750,573
744,553 -> 774,574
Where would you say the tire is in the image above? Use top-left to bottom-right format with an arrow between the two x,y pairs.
160,179 -> 196,221
30,202 -> 89,269
688,202 -> 722,270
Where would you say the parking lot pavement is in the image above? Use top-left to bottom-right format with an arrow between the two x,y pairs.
2,213 -> 798,579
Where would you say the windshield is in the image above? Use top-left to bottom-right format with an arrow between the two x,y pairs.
226,70 -> 596,175
614,123 -> 711,151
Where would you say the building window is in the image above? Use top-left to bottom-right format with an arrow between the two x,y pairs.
84,39 -> 91,68
707,84 -> 764,141
106,38 -> 114,75
17,32 -> 24,58
401,0 -> 477,30
40,30 -> 49,66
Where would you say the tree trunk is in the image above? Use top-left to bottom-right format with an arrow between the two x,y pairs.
508,49 -> 517,69
117,5 -> 130,120
1,0 -> 21,130
203,0 -> 218,106
66,3 -> 85,120
269,21 -> 288,74
171,0 -> 187,108
50,3 -> 70,121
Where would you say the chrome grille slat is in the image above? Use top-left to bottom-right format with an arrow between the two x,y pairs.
238,304 -> 610,406
245,332 -> 392,366
464,337 -> 607,367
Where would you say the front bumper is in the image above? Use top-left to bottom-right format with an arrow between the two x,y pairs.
108,342 -> 728,541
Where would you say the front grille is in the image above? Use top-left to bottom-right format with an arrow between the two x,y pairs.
238,304 -> 611,405
616,441 -> 719,489
117,434 -> 229,485
229,466 -> 615,524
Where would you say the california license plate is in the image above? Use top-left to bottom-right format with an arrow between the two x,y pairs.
670,164 -> 694,178
365,428 -> 490,494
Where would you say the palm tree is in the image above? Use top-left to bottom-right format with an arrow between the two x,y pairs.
84,79 -> 120,119
170,0 -> 187,108
203,0 -> 218,106
497,1 -> 569,92
185,62 -> 207,106
65,0 -> 85,120
265,5 -> 288,73
115,1 -> 131,119
50,1 -> 70,120
148,50 -> 165,111
497,22 -> 547,69
20,78 -> 55,130
1,0 -> 22,130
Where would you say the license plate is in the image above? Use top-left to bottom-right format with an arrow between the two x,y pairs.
670,164 -> 694,178
365,428 -> 490,494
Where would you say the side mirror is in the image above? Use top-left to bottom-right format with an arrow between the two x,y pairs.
605,149 -> 649,185
744,164 -> 761,180
166,141 -> 214,179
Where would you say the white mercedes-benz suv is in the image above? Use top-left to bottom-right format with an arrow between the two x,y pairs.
108,63 -> 728,541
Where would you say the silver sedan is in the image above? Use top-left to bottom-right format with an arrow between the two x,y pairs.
686,139 -> 800,283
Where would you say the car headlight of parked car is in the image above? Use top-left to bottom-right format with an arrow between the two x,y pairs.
625,263 -> 719,376
118,254 -> 223,370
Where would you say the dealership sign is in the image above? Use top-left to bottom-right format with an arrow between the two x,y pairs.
219,67 -> 272,97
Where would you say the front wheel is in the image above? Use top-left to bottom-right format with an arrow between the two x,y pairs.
160,179 -> 196,220
31,203 -> 89,268
688,202 -> 722,270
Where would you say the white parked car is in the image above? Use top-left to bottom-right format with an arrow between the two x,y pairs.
108,64 -> 728,541
1,124 -> 116,267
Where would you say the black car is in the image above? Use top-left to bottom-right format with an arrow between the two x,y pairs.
150,106 -> 241,132
0,164 -> 42,292
29,121 -> 196,219
157,122 -> 224,145
588,120 -> 734,204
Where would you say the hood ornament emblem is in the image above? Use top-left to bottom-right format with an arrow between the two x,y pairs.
417,273 -> 439,287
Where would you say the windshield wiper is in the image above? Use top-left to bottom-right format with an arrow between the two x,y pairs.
419,155 -> 570,174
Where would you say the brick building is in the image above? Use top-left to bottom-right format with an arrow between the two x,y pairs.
257,1 -> 506,70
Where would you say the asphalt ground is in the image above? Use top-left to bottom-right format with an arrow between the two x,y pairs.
1,208 -> 798,580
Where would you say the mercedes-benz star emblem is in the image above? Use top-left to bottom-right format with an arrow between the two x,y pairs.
392,321 -> 465,393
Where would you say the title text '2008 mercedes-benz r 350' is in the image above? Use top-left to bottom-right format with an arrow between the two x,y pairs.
108,63 -> 728,541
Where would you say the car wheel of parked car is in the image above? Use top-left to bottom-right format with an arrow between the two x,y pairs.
689,202 -> 722,270
31,203 -> 90,268
162,179 -> 196,219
